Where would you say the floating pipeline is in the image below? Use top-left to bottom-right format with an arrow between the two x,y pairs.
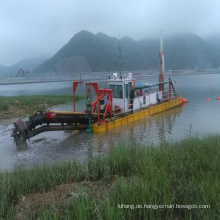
182,98 -> 187,103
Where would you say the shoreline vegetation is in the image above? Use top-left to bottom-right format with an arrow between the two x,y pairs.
0,95 -> 85,120
0,135 -> 219,219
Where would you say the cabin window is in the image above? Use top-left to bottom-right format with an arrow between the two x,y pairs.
109,85 -> 123,98
128,82 -> 132,97
143,96 -> 146,105
125,84 -> 128,98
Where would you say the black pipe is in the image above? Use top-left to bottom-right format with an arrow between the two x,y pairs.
27,124 -> 88,138
24,113 -> 98,130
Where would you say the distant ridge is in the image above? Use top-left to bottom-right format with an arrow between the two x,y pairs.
30,30 -> 220,73
0,57 -> 47,76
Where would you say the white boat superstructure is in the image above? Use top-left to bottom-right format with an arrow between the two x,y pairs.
108,72 -> 163,114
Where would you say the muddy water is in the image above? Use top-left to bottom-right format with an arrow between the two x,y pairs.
1,73 -> 220,171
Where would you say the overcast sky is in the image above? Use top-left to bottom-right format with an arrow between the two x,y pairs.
1,0 -> 220,66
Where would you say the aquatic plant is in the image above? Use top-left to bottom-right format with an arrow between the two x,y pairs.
0,135 -> 219,219
0,95 -> 85,119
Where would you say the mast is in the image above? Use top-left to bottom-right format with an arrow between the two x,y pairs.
159,30 -> 164,92
118,38 -> 122,78
160,30 -> 164,76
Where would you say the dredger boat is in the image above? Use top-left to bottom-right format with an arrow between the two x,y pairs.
12,35 -> 184,150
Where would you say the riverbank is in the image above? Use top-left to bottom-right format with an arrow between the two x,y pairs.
0,70 -> 219,86
0,135 -> 219,219
0,95 -> 85,120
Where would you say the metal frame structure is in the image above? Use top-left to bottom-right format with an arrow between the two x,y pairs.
86,82 -> 113,125
73,80 -> 83,111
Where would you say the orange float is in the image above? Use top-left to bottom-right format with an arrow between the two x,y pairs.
182,98 -> 187,103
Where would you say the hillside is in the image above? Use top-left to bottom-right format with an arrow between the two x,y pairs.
206,35 -> 220,68
31,31 -> 220,73
0,64 -> 7,75
164,33 -> 215,69
0,57 -> 47,76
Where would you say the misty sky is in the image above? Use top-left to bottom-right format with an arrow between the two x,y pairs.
1,0 -> 220,66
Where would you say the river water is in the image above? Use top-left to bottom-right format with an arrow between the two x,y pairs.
0,72 -> 220,171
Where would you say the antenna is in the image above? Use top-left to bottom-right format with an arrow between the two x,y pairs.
118,37 -> 122,78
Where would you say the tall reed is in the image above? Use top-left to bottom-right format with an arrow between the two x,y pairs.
0,135 -> 219,219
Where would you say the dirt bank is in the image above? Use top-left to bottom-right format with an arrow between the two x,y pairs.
15,177 -> 118,220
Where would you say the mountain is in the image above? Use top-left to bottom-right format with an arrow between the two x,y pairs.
0,64 -> 7,74
33,31 -> 220,73
0,57 -> 48,76
164,33 -> 215,69
34,30 -> 119,73
206,35 -> 220,68
9,57 -> 48,73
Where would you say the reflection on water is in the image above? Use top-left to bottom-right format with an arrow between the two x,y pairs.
1,73 -> 220,171
89,106 -> 183,153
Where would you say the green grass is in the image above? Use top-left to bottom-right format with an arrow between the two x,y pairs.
0,135 -> 220,219
0,95 -> 85,111
0,95 -> 85,118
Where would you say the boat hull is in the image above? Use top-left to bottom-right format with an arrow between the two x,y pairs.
92,96 -> 182,133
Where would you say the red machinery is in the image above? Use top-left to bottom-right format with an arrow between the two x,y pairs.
85,82 -> 113,124
73,80 -> 83,111
13,81 -> 113,149
73,81 -> 113,122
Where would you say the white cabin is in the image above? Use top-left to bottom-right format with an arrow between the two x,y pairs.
108,73 -> 162,113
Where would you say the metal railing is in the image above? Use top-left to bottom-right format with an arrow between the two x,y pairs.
92,90 -> 178,120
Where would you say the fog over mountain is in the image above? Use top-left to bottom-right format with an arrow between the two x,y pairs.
33,30 -> 220,73
0,0 -> 220,66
